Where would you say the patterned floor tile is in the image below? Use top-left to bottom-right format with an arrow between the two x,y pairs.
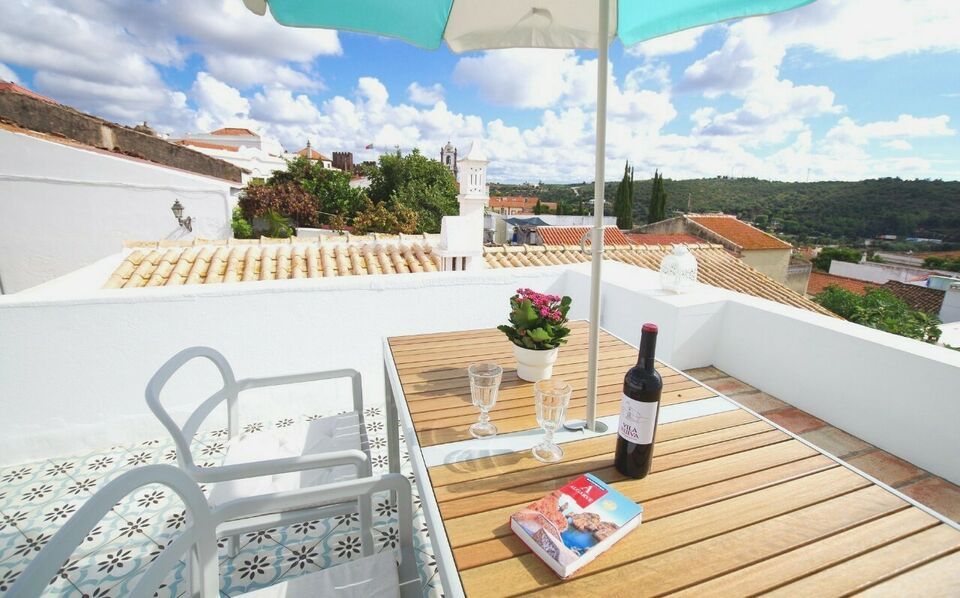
0,407 -> 444,598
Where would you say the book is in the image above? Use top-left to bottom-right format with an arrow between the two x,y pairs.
509,473 -> 643,578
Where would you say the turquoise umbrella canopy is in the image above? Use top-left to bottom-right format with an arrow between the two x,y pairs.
243,0 -> 818,433
244,0 -> 815,51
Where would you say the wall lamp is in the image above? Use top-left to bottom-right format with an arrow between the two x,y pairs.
171,199 -> 192,232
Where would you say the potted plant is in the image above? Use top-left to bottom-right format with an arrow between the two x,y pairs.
498,288 -> 572,382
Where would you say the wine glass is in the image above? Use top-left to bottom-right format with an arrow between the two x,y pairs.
532,378 -> 572,463
468,362 -> 503,438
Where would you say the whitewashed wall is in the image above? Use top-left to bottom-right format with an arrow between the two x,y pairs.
830,260 -> 932,285
1,261 -> 959,485
0,267 -> 573,463
0,130 -> 238,294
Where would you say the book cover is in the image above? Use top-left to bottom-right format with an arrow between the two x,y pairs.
509,473 -> 643,578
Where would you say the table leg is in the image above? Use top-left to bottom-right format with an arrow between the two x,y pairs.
384,361 -> 401,475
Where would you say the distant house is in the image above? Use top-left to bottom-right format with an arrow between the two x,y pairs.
294,141 -> 333,169
881,281 -> 946,315
176,127 -> 287,181
636,213 -> 795,286
489,196 -> 557,215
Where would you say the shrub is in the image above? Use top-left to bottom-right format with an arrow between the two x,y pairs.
814,286 -> 941,343
231,206 -> 254,239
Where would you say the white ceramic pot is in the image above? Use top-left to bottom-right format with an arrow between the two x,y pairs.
513,345 -> 559,382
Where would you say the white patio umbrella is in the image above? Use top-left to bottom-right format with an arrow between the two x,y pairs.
243,0 -> 816,431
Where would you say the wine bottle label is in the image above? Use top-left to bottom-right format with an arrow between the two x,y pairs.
618,394 -> 658,444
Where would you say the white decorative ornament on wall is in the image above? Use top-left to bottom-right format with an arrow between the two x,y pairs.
660,244 -> 698,293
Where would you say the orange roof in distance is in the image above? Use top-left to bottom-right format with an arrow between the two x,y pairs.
626,233 -> 702,246
0,81 -> 57,104
538,226 -> 631,246
806,272 -> 875,296
688,214 -> 792,250
177,140 -> 239,152
210,127 -> 258,137
297,147 -> 330,161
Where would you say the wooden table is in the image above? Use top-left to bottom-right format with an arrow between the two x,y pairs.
382,321 -> 960,597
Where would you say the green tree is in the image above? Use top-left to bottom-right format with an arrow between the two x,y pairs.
231,206 -> 254,239
533,199 -> 544,215
812,247 -> 862,272
367,149 -> 458,233
351,196 -> 418,234
238,157 -> 364,232
647,170 -> 667,224
614,161 -> 635,230
814,286 -> 941,343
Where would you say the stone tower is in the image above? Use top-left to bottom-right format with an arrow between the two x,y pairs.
440,141 -> 458,178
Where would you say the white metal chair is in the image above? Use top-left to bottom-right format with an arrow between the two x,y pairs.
146,347 -> 373,557
9,465 -> 421,598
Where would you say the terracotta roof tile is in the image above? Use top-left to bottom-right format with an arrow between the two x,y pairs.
489,196 -> 557,211
881,280 -> 945,314
538,226 -> 631,246
484,243 -> 834,317
0,81 -> 57,104
806,272 -> 875,296
103,235 -> 833,317
297,147 -> 330,161
177,140 -> 240,152
626,233 -> 703,246
210,127 -> 258,137
687,214 -> 792,250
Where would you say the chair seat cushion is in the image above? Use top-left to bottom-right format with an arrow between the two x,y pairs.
240,551 -> 399,598
208,412 -> 364,507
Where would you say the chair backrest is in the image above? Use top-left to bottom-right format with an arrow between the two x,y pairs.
145,346 -> 240,471
8,465 -> 219,598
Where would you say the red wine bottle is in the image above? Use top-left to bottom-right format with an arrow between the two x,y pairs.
615,323 -> 663,479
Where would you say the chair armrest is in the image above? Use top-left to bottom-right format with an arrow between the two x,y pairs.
191,449 -> 369,483
212,472 -> 411,527
234,368 -> 364,414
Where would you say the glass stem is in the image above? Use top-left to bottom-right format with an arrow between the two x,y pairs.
479,410 -> 490,425
544,428 -> 554,446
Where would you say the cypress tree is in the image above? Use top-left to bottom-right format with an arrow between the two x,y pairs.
614,161 -> 634,230
648,170 -> 667,224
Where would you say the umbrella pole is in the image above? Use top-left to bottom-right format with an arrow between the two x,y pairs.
585,0 -> 610,433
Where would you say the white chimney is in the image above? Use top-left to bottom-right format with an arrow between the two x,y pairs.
437,140 -> 488,271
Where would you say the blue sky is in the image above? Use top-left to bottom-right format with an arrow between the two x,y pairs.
0,0 -> 958,182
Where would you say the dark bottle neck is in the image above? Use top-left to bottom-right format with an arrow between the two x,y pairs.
636,328 -> 657,373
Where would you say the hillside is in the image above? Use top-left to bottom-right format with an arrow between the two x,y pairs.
490,177 -> 960,243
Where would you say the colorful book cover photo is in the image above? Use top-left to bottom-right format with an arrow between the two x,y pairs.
510,473 -> 642,577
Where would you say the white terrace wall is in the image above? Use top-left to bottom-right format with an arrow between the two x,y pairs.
1,261 -> 959,485
0,266 -> 576,464
714,297 -> 960,485
0,130 -> 237,294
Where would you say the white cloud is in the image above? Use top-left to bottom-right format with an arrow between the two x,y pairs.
884,140 -> 913,151
0,62 -> 19,84
452,49 -> 584,109
625,27 -> 707,58
826,115 -> 955,146
769,0 -> 960,61
407,82 -> 444,106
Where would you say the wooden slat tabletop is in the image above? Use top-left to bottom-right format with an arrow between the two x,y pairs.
386,323 -> 960,597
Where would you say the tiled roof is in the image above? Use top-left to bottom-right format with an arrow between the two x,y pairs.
104,236 -> 442,289
484,243 -> 834,316
0,81 -> 57,104
103,236 -> 833,316
489,196 -> 556,210
177,140 -> 239,152
687,214 -> 792,250
210,127 -> 258,137
297,147 -> 331,161
806,272 -> 875,296
626,233 -> 703,246
538,226 -> 631,246
881,280 -> 945,314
